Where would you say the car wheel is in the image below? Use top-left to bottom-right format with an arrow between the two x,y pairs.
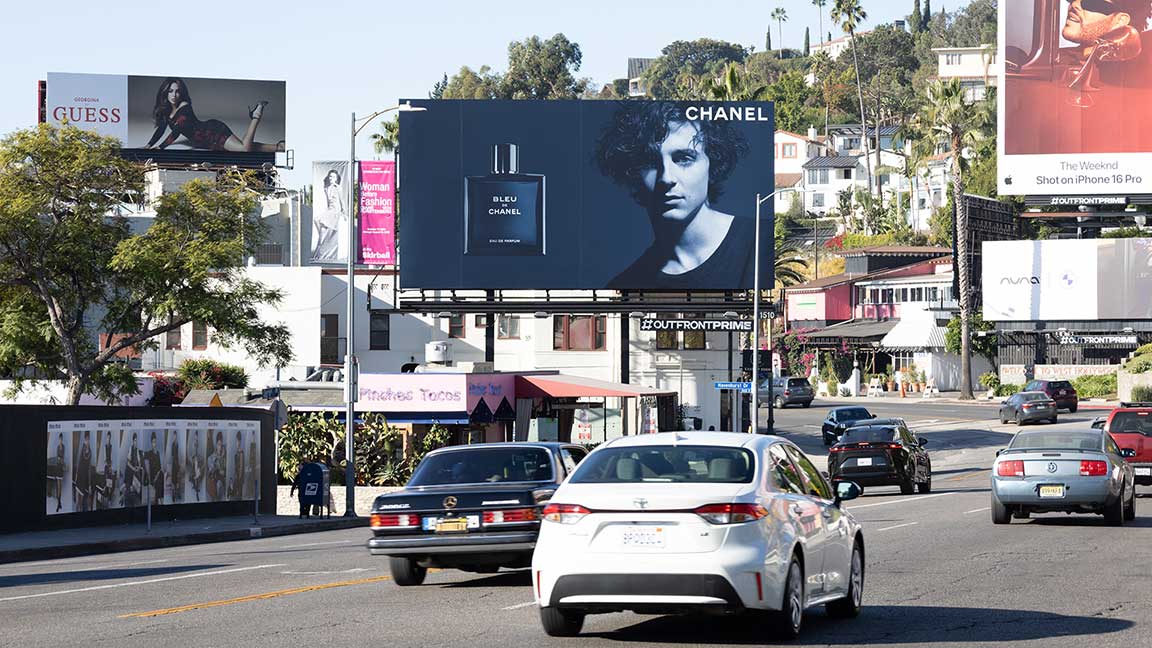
1070,403 -> 1078,413
991,492 -> 1011,525
823,435 -> 832,447
1049,416 -> 1058,424
1015,412 -> 1024,426
771,556 -> 805,640
899,473 -> 915,495
1125,486 -> 1137,521
999,411 -> 1008,425
539,607 -> 585,637
826,541 -> 864,619
802,401 -> 812,408
1105,486 -> 1126,527
389,557 -> 427,586
775,396 -> 785,409
918,473 -> 932,494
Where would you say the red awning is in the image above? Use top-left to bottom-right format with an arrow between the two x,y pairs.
514,375 -> 675,399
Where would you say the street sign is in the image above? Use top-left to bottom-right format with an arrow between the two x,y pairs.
714,381 -> 752,392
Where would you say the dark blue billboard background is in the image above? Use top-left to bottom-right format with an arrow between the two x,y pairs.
399,100 -> 775,290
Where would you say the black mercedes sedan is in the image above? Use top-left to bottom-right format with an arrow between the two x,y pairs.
367,442 -> 587,585
821,406 -> 876,446
829,418 -> 932,495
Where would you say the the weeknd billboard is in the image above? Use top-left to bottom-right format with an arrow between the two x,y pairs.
398,100 -> 775,290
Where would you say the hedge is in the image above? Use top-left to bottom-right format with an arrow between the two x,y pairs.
1071,374 -> 1116,399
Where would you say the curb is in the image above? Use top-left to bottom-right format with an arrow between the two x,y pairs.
0,517 -> 369,565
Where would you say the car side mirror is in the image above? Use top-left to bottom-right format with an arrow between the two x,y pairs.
1122,448 -> 1137,458
835,480 -> 862,505
870,414 -> 877,419
995,448 -> 1006,457
918,437 -> 928,447
1091,419 -> 1105,430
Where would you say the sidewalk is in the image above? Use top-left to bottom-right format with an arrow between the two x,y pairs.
819,390 -> 1118,410
0,514 -> 368,565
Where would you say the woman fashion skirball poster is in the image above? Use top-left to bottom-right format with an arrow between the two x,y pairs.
311,161 -> 351,263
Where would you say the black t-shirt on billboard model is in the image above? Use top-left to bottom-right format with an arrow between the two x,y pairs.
608,215 -> 755,289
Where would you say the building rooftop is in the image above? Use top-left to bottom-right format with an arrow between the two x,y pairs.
775,172 -> 803,188
803,156 -> 859,170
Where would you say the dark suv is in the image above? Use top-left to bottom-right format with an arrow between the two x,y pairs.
1022,379 -> 1079,412
1100,403 -> 1152,485
759,376 -> 814,409
828,418 -> 932,495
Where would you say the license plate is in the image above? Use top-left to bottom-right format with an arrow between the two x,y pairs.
621,527 -> 665,548
424,515 -> 480,532
1038,485 -> 1065,498
857,457 -> 873,467
1136,467 -> 1151,476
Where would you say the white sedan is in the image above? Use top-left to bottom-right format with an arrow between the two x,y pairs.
532,431 -> 865,639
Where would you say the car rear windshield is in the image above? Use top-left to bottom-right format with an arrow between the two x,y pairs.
569,446 -> 755,483
1110,412 -> 1152,436
1020,392 -> 1051,402
1009,432 -> 1101,451
1049,381 -> 1073,390
838,408 -> 870,421
787,378 -> 810,388
408,448 -> 553,486
840,427 -> 896,444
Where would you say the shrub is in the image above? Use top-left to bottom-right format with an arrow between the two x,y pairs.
1125,355 -> 1152,374
1071,374 -> 1117,399
995,383 -> 1020,397
148,372 -> 187,406
177,358 -> 248,390
1132,385 -> 1152,402
1135,343 -> 1152,356
978,372 -> 1000,390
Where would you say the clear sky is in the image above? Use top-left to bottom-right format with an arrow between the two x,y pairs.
1,0 -> 970,188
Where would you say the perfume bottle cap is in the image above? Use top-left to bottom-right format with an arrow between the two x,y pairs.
493,143 -> 519,174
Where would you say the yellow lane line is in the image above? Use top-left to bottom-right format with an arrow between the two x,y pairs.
944,470 -> 988,481
120,574 -> 394,618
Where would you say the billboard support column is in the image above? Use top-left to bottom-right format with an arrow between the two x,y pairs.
345,111 -> 357,518
485,290 -> 495,363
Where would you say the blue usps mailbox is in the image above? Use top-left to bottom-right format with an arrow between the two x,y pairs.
298,463 -> 329,508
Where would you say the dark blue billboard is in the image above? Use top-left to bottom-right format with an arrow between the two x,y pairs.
398,100 -> 775,290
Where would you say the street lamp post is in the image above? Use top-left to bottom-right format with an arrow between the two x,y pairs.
344,102 -> 423,517
751,188 -> 812,435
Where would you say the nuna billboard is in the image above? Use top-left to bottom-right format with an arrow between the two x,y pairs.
43,73 -> 286,167
398,100 -> 775,290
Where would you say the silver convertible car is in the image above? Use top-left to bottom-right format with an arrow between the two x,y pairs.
991,429 -> 1137,525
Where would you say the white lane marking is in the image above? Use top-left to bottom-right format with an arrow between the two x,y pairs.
0,564 -> 286,603
281,568 -> 373,575
876,522 -> 918,532
964,507 -> 991,514
278,540 -> 360,549
846,492 -> 958,510
501,601 -> 537,610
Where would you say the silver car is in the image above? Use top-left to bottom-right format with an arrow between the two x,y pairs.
991,429 -> 1137,525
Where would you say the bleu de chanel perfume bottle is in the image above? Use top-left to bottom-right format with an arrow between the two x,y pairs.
464,143 -> 546,256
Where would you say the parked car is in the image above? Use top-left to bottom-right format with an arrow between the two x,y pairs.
1097,402 -> 1152,485
828,418 -> 932,494
1023,379 -> 1079,412
999,391 -> 1058,425
821,406 -> 876,446
532,432 -> 865,639
759,376 -> 814,409
366,442 -> 588,585
991,428 -> 1136,525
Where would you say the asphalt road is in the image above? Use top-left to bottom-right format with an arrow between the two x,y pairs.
2,399 -> 1147,648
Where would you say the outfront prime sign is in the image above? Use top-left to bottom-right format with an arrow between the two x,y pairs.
982,239 -> 1152,321
43,73 -> 286,166
639,318 -> 753,332
998,3 -> 1152,196
399,100 -> 775,290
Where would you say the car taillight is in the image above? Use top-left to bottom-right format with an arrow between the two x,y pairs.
483,508 -> 538,525
829,446 -> 845,452
694,503 -> 768,525
1022,404 -> 1035,409
997,460 -> 1025,477
884,443 -> 902,450
542,503 -> 590,524
1080,460 -> 1108,477
370,513 -> 421,529
784,390 -> 792,396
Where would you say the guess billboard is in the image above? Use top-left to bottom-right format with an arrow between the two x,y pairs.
43,73 -> 286,167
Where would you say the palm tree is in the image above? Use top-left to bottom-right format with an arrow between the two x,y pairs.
911,78 -> 991,400
831,0 -> 875,214
771,7 -> 789,59
813,0 -> 827,46
775,237 -> 810,287
810,51 -> 838,146
701,62 -> 770,102
370,116 -> 399,156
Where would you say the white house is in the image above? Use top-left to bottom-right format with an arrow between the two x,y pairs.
933,45 -> 998,101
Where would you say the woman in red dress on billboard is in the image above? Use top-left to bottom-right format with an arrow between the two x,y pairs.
144,77 -> 284,153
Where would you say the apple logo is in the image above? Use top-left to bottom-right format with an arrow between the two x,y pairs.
1005,176 -> 1013,185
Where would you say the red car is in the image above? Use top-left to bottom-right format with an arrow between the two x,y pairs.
1022,379 -> 1079,413
1098,403 -> 1152,485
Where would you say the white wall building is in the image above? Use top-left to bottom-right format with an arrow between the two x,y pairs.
933,45 -> 998,101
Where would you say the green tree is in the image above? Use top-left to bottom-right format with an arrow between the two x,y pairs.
0,125 -> 293,405
501,34 -> 589,99
945,312 -> 996,365
771,7 -> 789,59
642,39 -> 748,99
429,74 -> 448,99
768,70 -> 816,133
813,0 -> 828,46
809,51 -> 849,142
922,0 -> 932,31
910,79 -> 991,399
441,65 -> 501,99
804,27 -> 811,56
370,116 -> 399,156
911,0 -> 923,34
832,0 -> 875,203
766,30 -> 772,53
